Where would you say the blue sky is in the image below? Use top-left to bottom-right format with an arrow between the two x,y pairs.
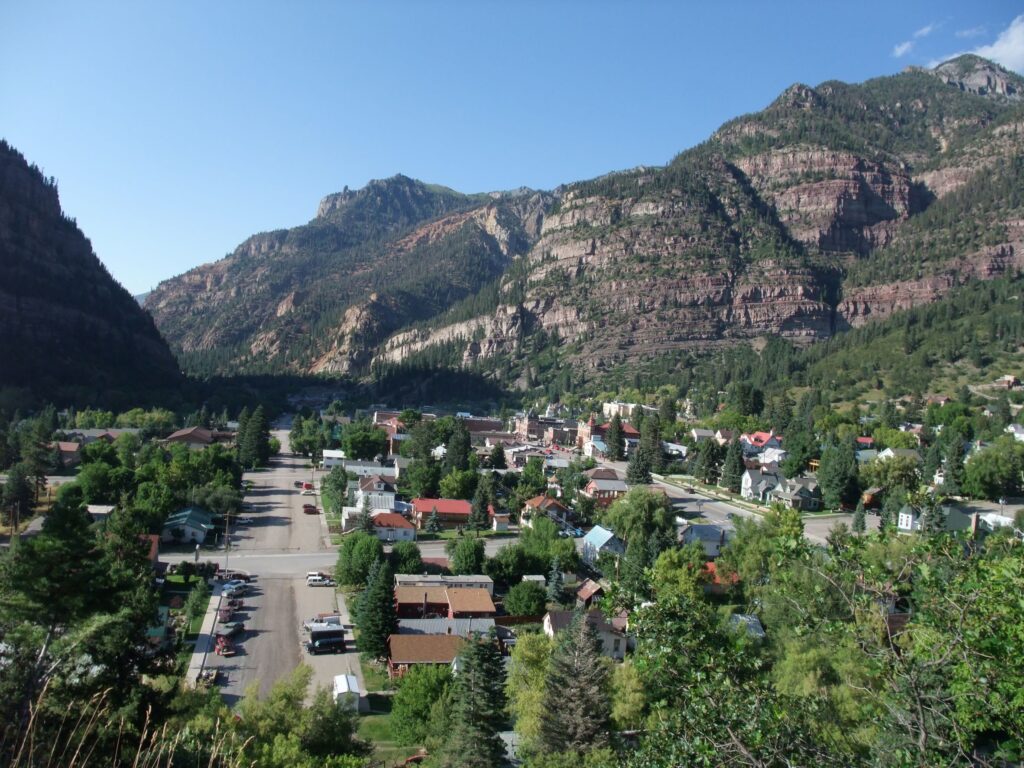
2,1 -> 1023,294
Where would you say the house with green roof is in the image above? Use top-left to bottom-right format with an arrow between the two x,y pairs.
161,506 -> 215,545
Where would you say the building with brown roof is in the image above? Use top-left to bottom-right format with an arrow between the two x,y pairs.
394,586 -> 496,619
387,634 -> 465,679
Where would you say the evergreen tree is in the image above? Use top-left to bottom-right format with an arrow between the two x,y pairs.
640,413 -> 663,473
355,559 -> 396,661
250,405 -> 271,466
539,612 -> 612,755
446,420 -> 471,473
236,406 -> 250,449
358,495 -> 376,534
426,508 -> 443,534
943,440 -> 965,495
658,397 -> 676,426
720,439 -> 744,493
468,476 -> 491,533
546,556 -> 564,605
852,500 -> 866,534
489,442 -> 507,469
921,496 -> 947,535
626,446 -> 652,485
605,414 -> 625,461
818,441 -> 859,509
437,635 -> 507,768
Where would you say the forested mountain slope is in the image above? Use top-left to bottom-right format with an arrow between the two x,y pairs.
0,140 -> 182,406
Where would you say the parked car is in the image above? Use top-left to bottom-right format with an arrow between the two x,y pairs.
234,516 -> 254,525
294,481 -> 304,489
224,585 -> 248,598
221,580 -> 247,591
302,504 -> 318,514
307,576 -> 336,587
219,570 -> 254,582
302,482 -> 314,490
305,627 -> 345,654
300,489 -> 316,496
215,623 -> 244,638
306,571 -> 329,580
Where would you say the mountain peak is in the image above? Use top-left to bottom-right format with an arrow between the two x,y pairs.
315,174 -> 469,220
927,54 -> 1024,100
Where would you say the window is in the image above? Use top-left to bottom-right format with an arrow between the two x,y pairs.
613,639 -> 621,652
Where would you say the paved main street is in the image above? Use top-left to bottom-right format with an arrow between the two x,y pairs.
169,430 -> 359,705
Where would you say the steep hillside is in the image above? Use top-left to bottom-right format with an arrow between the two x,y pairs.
148,56 -> 1024,392
0,140 -> 182,406
373,56 -> 1024,389
145,176 -> 548,375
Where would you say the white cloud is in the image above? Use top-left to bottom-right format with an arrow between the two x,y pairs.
971,14 -> 1024,72
893,40 -> 914,58
931,15 -> 1024,73
956,25 -> 986,39
914,23 -> 936,39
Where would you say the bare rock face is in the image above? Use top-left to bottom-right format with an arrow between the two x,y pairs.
928,55 -> 1024,100
734,147 -> 919,255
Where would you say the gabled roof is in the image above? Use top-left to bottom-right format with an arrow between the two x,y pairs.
388,634 -> 465,664
545,609 -> 621,635
588,478 -> 628,492
165,426 -> 213,444
397,618 -> 496,637
446,588 -> 496,614
586,467 -> 620,480
359,474 -> 397,493
163,506 -> 214,531
525,495 -> 569,513
411,498 -> 472,516
582,525 -> 623,552
395,586 -> 449,605
576,579 -> 604,602
372,512 -> 414,530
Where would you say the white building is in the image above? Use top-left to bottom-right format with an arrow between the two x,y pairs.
355,475 -> 397,511
321,449 -> 346,469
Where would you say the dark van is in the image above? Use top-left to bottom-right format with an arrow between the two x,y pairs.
306,627 -> 345,655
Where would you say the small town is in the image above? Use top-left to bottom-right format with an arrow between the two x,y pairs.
2,382 -> 1022,765
3,4 -> 1024,767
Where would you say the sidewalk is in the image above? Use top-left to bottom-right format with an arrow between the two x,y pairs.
185,584 -> 223,686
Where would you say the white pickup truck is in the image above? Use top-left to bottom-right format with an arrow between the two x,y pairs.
303,614 -> 343,633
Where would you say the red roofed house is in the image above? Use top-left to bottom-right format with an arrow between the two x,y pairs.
371,512 -> 417,542
521,495 -> 571,527
410,498 -> 495,530
856,436 -> 875,449
740,431 -> 783,455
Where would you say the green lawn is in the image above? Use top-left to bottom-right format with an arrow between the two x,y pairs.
360,657 -> 393,692
359,697 -> 419,768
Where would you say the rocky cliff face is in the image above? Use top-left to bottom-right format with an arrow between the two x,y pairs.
0,141 -> 181,404
147,56 -> 1024,388
145,176 -> 550,375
